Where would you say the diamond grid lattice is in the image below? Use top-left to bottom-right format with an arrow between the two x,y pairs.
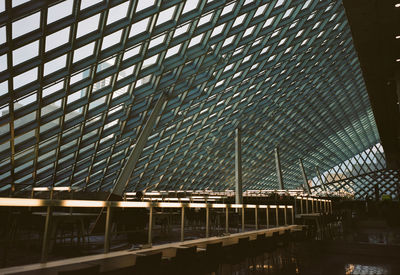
310,144 -> 400,199
0,0 -> 381,195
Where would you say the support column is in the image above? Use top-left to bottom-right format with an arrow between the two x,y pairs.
306,198 -> 309,213
41,206 -> 52,262
111,93 -> 168,197
291,207 -> 295,224
147,206 -> 153,245
104,206 -> 112,253
235,128 -> 243,204
266,206 -> 269,229
300,197 -> 303,214
299,159 -> 311,194
275,147 -> 284,190
275,206 -> 279,227
316,166 -> 327,191
181,206 -> 185,241
225,205 -> 229,234
206,205 -> 210,237
241,206 -> 245,232
284,206 -> 287,225
311,199 -> 315,213
255,207 -> 258,230
396,70 -> 400,112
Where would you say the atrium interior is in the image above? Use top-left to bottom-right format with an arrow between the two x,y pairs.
0,0 -> 399,274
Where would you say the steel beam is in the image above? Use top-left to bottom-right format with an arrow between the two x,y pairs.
111,93 -> 167,196
225,205 -> 229,234
235,128 -> 243,204
40,206 -> 52,262
181,206 -> 185,242
255,207 -> 258,230
206,206 -> 210,237
104,206 -> 112,253
241,206 -> 245,232
148,206 -> 153,245
275,146 -> 284,190
316,166 -> 327,191
299,159 -> 311,194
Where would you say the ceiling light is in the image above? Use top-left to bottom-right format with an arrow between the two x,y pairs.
396,58 -> 400,62
396,35 -> 400,39
396,3 -> 400,7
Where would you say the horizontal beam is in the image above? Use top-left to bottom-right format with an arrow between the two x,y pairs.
0,197 -> 310,209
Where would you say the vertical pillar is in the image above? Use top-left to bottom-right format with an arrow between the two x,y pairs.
311,199 -> 315,213
275,206 -> 279,227
266,206 -> 270,229
306,198 -> 309,213
300,197 -> 303,214
275,146 -> 284,190
206,205 -> 210,238
225,205 -> 229,234
299,159 -> 311,194
330,200 -> 333,214
284,206 -> 287,225
255,207 -> 258,230
148,206 -> 153,245
395,70 -> 400,112
41,206 -> 52,262
235,128 -> 243,204
181,206 -> 185,241
291,207 -> 295,224
104,206 -> 112,253
241,206 -> 245,232
316,166 -> 327,191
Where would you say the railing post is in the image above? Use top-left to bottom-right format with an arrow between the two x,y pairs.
266,206 -> 270,229
104,206 -> 112,253
311,198 -> 315,213
181,206 -> 185,242
241,206 -> 245,232
330,200 -> 333,214
300,197 -> 303,214
148,206 -> 153,245
41,205 -> 52,262
206,205 -> 210,238
255,206 -> 258,230
225,205 -> 229,234
291,206 -> 295,224
306,198 -> 309,213
275,206 -> 279,227
284,205 -> 288,225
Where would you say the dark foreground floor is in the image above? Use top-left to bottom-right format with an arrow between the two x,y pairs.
227,216 -> 400,275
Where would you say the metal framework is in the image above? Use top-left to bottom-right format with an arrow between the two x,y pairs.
0,0 -> 382,196
310,143 -> 400,199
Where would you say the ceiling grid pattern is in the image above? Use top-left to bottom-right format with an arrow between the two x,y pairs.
0,0 -> 380,195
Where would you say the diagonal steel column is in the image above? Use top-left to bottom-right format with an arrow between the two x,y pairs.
111,93 -> 168,196
315,166 -> 327,191
235,128 -> 243,204
275,146 -> 284,190
299,159 -> 311,194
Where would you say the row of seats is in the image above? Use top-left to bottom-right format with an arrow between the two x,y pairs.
59,228 -> 312,275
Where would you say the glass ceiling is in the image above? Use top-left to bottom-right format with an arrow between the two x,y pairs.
0,0 -> 380,195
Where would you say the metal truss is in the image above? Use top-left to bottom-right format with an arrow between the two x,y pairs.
310,143 -> 400,199
0,0 -> 381,196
